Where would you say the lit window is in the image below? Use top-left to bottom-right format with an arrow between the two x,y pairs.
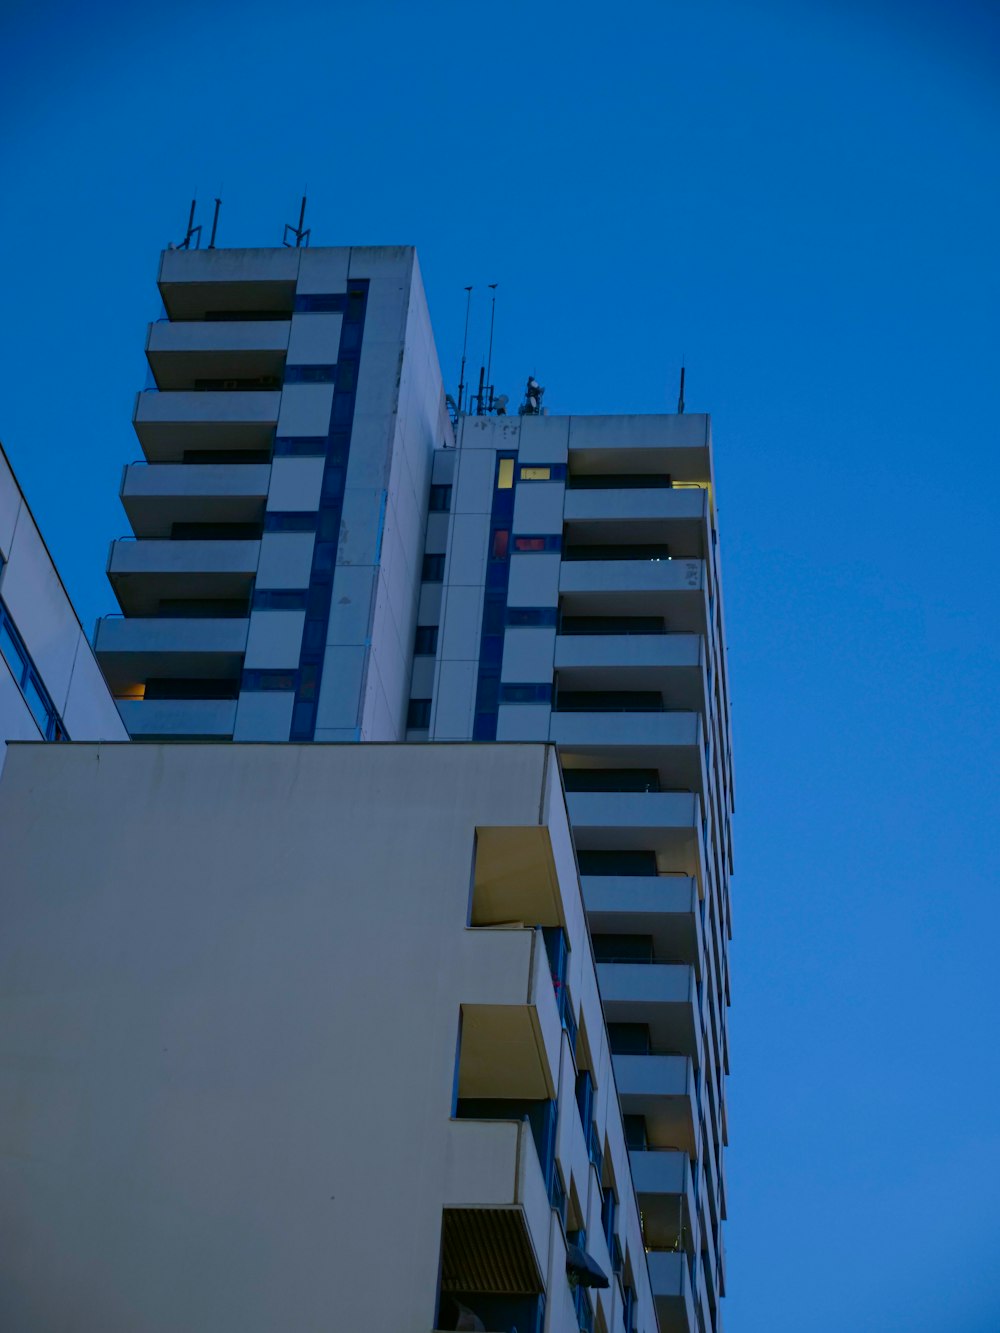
497,458 -> 515,489
520,466 -> 551,481
491,529 -> 510,560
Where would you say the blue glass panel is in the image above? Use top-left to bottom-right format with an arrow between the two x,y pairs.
273,436 -> 327,456
242,670 -> 297,692
253,589 -> 309,610
506,606 -> 559,627
283,364 -> 336,384
499,683 -> 552,704
0,617 -> 27,682
264,512 -> 317,532
293,293 -> 346,313
22,672 -> 51,731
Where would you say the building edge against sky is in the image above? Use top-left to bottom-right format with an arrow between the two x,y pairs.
0,441 -> 126,769
0,242 -> 735,1333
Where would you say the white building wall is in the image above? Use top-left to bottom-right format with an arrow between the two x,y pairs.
0,741 -> 655,1333
0,444 -> 126,771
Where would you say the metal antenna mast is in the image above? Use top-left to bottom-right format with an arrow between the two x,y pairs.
284,194 -> 311,248
485,283 -> 498,410
457,286 -> 473,414
677,363 -> 686,414
208,197 -> 222,249
175,199 -> 202,250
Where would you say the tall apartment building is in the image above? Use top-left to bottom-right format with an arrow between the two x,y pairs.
0,441 -> 127,769
94,245 -> 734,1333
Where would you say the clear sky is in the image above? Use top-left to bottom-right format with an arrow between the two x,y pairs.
2,1 -> 999,1327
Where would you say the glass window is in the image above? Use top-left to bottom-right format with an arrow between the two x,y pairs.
497,457 -> 515,489
407,698 -> 431,729
491,529 -> 509,560
421,553 -> 445,582
520,466 -> 551,481
428,484 -> 452,512
0,617 -> 27,682
22,672 -> 51,731
413,626 -> 438,655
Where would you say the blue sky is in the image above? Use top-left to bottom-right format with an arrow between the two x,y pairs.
2,1 -> 999,1327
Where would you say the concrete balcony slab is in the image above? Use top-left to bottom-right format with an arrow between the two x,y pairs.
116,697 -> 237,738
120,462 -> 270,536
95,616 -> 249,694
133,389 -> 280,459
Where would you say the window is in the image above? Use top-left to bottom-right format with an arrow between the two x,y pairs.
607,1023 -> 652,1055
513,535 -> 561,552
413,625 -> 438,655
263,512 -> 317,532
623,1114 -> 649,1151
497,457 -> 515,489
0,597 -> 67,741
491,529 -> 509,560
499,683 -> 552,704
506,606 -> 558,627
519,465 -> 550,480
407,698 -> 431,728
421,553 -> 445,582
283,364 -> 336,384
428,484 -> 452,512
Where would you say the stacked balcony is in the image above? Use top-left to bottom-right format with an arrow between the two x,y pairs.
96,253 -> 298,735
550,436 -> 729,1333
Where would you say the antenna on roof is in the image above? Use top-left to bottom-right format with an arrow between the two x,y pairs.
174,199 -> 202,250
284,194 -> 310,248
485,283 -> 499,411
208,197 -> 222,249
456,286 -> 473,414
677,362 -> 686,414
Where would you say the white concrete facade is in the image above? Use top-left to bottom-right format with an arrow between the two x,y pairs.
97,246 -> 452,743
0,443 -> 126,771
0,741 -> 655,1333
416,413 -> 734,1333
92,245 -> 737,1332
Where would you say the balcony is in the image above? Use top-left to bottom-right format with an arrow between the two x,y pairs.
553,633 -> 706,712
158,246 -> 299,320
565,413 -> 711,485
632,1150 -> 699,1255
583,875 -> 703,976
553,713 -> 705,792
133,389 -> 280,461
120,462 -> 270,537
458,929 -> 562,1102
439,1118 -> 550,1307
613,1054 -> 698,1155
646,1250 -> 697,1333
94,616 -> 249,695
115,697 -> 237,739
558,560 -> 707,634
146,319 -> 290,390
566,792 -> 704,882
107,538 -> 259,615
598,963 -> 702,1069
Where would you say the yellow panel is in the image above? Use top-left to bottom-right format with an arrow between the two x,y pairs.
519,466 -> 551,481
497,458 -> 515,489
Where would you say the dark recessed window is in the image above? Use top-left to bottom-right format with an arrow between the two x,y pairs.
407,698 -> 432,729
422,553 -> 445,582
413,626 -> 439,655
428,484 -> 452,512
